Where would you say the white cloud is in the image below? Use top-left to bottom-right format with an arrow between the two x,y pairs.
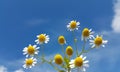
14,69 -> 24,72
26,19 -> 49,26
112,0 -> 120,33
0,66 -> 7,72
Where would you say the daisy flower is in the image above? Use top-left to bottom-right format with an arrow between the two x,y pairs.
82,28 -> 94,41
58,35 -> 66,45
23,57 -> 37,69
23,44 -> 39,57
89,35 -> 108,48
69,55 -> 89,72
35,34 -> 50,44
67,20 -> 80,31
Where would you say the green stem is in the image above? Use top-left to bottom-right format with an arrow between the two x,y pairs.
79,39 -> 86,56
72,31 -> 79,56
40,44 -> 44,56
68,67 -> 71,72
61,45 -> 66,57
67,56 -> 71,72
78,68 -> 80,72
79,47 -> 95,56
42,57 -> 60,71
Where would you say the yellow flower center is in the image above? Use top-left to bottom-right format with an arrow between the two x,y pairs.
54,54 -> 63,65
58,36 -> 65,45
70,21 -> 77,29
38,34 -> 46,42
26,58 -> 33,66
82,28 -> 90,37
27,46 -> 35,54
94,36 -> 103,46
74,57 -> 83,67
66,46 -> 73,56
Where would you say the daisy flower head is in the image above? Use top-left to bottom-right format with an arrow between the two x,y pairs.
23,44 -> 39,57
35,34 -> 50,44
90,35 -> 108,48
54,54 -> 63,65
23,57 -> 37,69
67,20 -> 80,31
69,55 -> 89,72
82,28 -> 94,41
58,35 -> 66,45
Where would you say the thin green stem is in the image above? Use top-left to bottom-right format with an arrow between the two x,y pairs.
78,68 -> 80,72
40,44 -> 44,56
42,57 -> 60,71
67,55 -> 71,72
61,45 -> 66,57
79,47 -> 95,56
72,31 -> 79,56
79,39 -> 86,56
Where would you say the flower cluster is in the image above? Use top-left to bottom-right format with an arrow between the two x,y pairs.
22,20 -> 108,72
22,34 -> 49,69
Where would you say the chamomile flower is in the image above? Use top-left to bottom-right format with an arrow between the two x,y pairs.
82,28 -> 94,41
89,35 -> 108,48
69,55 -> 89,72
23,57 -> 37,69
66,46 -> 73,56
35,34 -> 50,44
54,54 -> 63,65
67,20 -> 80,31
23,44 -> 39,57
58,36 -> 66,45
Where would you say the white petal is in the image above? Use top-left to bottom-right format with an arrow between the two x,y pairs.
33,45 -> 37,48
103,40 -> 108,44
84,60 -> 89,63
83,64 -> 89,67
89,29 -> 92,32
83,56 -> 86,60
90,42 -> 94,45
37,35 -> 39,38
80,55 -> 83,58
23,64 -> 26,68
70,65 -> 75,68
26,55 -> 28,57
89,40 -> 94,42
82,67 -> 86,72
35,40 -> 38,42
91,44 -> 95,48
77,22 -> 80,25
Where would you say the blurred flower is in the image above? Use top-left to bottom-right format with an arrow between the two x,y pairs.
82,28 -> 94,41
23,57 -> 37,69
66,46 -> 73,56
69,55 -> 89,72
54,54 -> 63,65
23,44 -> 39,57
58,36 -> 66,45
90,35 -> 108,48
35,34 -> 49,44
67,20 -> 80,31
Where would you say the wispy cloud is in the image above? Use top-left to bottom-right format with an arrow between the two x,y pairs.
14,69 -> 24,72
112,0 -> 120,33
0,65 -> 24,72
26,19 -> 48,26
0,66 -> 7,72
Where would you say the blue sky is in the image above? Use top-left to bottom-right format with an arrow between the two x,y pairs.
0,0 -> 120,72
